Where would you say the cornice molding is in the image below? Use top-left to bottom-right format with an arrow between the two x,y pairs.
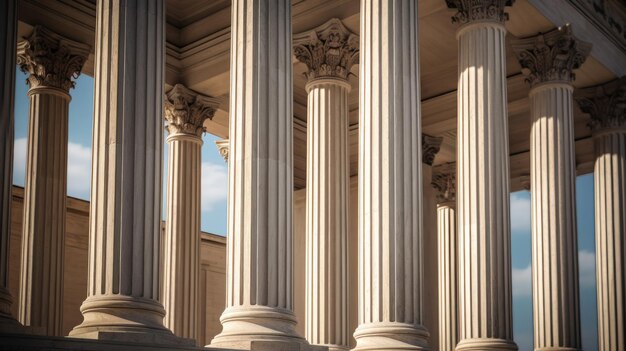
16,25 -> 90,91
422,134 -> 443,166
293,18 -> 359,81
164,84 -> 221,137
432,162 -> 456,204
575,76 -> 626,132
445,0 -> 515,25
512,24 -> 592,87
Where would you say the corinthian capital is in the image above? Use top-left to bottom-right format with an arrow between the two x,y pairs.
575,77 -> 626,132
215,139 -> 229,162
512,24 -> 592,87
293,18 -> 359,81
432,162 -> 456,204
164,84 -> 221,137
445,0 -> 515,25
17,26 -> 90,92
422,134 -> 443,166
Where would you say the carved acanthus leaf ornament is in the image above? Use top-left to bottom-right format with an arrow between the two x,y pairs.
422,134 -> 443,166
16,26 -> 90,92
432,163 -> 456,204
512,24 -> 592,87
164,84 -> 221,137
575,77 -> 626,132
445,0 -> 515,25
293,18 -> 359,81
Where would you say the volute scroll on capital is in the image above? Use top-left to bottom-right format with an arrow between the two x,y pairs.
293,18 -> 359,82
512,24 -> 592,87
432,162 -> 456,204
575,77 -> 626,133
445,0 -> 515,25
16,26 -> 91,92
164,84 -> 221,137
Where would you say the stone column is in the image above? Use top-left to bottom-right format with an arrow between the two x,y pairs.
445,1 -> 517,350
432,163 -> 457,351
69,0 -> 177,343
162,84 -> 220,342
210,0 -> 306,349
293,18 -> 358,351
512,25 -> 591,351
422,134 -> 443,351
575,77 -> 626,351
355,1 -> 428,350
0,0 -> 18,330
16,26 -> 89,336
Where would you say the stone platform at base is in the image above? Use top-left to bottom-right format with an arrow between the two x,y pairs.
0,333 -> 220,351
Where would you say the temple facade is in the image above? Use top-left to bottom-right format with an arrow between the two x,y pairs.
0,0 -> 625,351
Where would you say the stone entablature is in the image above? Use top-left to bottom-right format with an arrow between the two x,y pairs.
432,162 -> 456,204
164,84 -> 220,137
16,26 -> 90,92
570,0 -> 626,54
445,0 -> 515,25
512,24 -> 592,87
575,77 -> 626,132
293,18 -> 359,82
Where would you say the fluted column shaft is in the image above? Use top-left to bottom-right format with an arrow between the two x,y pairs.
594,129 -> 626,351
163,134 -> 201,340
529,83 -> 581,350
211,0 -> 304,348
19,89 -> 69,336
305,79 -> 350,350
355,1 -> 428,350
438,203 -> 457,351
70,0 -> 173,341
450,2 -> 517,348
0,0 -> 18,330
432,163 -> 458,351
0,0 -> 17,327
15,25 -> 89,336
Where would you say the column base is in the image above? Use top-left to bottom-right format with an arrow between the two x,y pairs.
352,322 -> 430,351
456,338 -> 518,351
534,348 -> 579,351
210,306 -> 308,350
69,295 -> 192,345
0,286 -> 31,334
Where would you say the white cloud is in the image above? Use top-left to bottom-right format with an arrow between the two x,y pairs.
511,192 -> 531,234
578,249 -> 596,289
201,161 -> 228,212
12,137 -> 91,199
512,264 -> 532,297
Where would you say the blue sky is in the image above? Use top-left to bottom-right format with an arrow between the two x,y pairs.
12,68 -> 598,350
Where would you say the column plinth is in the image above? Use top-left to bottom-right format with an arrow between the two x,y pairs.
16,25 -> 89,336
432,163 -> 458,351
162,84 -> 219,343
354,1 -> 428,350
70,0 -> 181,344
513,25 -> 591,351
210,1 -> 306,349
294,18 -> 357,351
575,77 -> 626,351
445,1 -> 517,350
0,0 -> 19,331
